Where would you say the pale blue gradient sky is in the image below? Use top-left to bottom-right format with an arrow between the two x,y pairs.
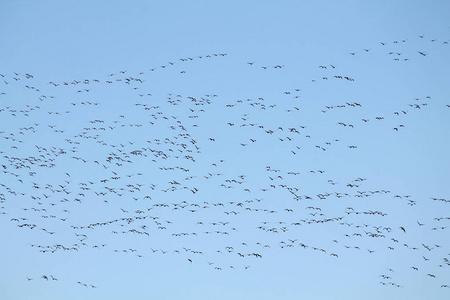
0,1 -> 449,299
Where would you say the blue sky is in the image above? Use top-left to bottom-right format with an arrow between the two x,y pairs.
1,1 -> 450,299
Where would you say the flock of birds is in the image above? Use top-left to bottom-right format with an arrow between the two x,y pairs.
1,33 -> 449,294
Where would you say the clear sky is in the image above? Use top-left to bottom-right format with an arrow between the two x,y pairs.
0,1 -> 449,299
